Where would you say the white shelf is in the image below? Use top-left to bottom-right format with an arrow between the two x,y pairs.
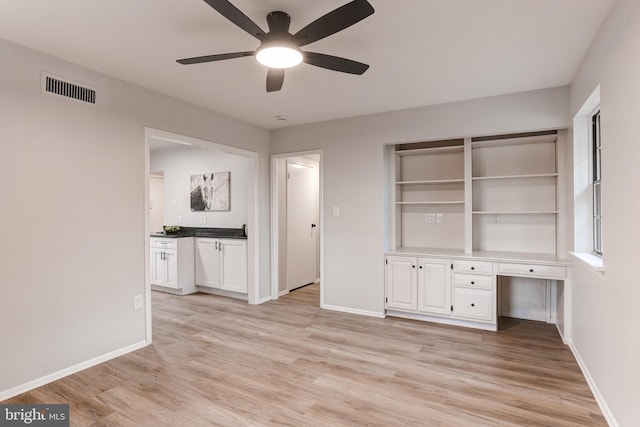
472,211 -> 558,215
397,201 -> 465,206
472,173 -> 558,181
396,179 -> 464,185
395,146 -> 464,156
471,133 -> 557,149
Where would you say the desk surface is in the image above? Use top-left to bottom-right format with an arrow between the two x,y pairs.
386,247 -> 571,266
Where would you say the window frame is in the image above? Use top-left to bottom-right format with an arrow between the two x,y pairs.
591,110 -> 602,256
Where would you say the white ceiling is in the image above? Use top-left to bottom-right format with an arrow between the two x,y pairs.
0,0 -> 614,129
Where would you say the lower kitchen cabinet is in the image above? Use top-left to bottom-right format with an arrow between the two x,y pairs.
196,238 -> 247,294
150,237 -> 195,294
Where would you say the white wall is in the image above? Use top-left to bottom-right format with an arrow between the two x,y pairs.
568,0 -> 640,424
271,87 -> 569,315
150,145 -> 250,229
0,38 -> 270,397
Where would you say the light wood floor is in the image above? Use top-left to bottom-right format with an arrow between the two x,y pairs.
5,284 -> 606,426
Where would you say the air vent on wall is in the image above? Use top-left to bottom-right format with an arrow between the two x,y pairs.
41,72 -> 96,105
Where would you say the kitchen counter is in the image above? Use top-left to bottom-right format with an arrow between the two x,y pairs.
150,227 -> 247,240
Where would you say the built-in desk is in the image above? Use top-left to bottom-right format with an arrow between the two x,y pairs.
384,248 -> 571,343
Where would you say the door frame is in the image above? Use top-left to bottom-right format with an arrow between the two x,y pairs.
270,150 -> 324,305
144,128 -> 260,344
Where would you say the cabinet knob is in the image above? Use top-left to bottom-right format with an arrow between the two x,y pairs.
471,281 -> 475,285
471,303 -> 475,307
529,268 -> 534,273
470,266 -> 475,270
419,266 -> 423,269
412,265 -> 416,269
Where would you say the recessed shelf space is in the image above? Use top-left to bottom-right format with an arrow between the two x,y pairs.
389,130 -> 562,257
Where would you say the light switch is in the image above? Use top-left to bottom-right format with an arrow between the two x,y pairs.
332,206 -> 340,217
436,213 -> 443,223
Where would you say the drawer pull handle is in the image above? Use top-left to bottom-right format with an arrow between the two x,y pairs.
471,303 -> 475,307
529,268 -> 534,273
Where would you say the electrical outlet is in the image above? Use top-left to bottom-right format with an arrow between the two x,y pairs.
436,213 -> 443,223
425,213 -> 436,223
133,295 -> 143,310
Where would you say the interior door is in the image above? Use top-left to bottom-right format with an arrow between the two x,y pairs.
286,161 -> 318,290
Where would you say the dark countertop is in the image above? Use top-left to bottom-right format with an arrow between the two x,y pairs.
150,227 -> 247,240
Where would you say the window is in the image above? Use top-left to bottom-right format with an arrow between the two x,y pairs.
592,111 -> 602,255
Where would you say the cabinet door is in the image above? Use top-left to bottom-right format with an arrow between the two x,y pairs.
220,240 -> 248,293
164,249 -> 179,289
385,256 -> 418,311
417,258 -> 451,316
195,239 -> 221,288
150,247 -> 167,286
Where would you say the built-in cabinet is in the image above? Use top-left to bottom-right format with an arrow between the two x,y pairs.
385,256 -> 495,329
386,131 -> 571,337
195,238 -> 248,295
150,237 -> 195,295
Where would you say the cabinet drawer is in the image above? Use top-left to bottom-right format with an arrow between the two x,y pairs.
151,238 -> 178,249
497,262 -> 566,279
453,273 -> 493,290
453,288 -> 494,322
453,260 -> 493,275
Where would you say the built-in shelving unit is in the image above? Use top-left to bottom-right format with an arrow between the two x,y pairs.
390,131 -> 563,256
394,140 -> 465,250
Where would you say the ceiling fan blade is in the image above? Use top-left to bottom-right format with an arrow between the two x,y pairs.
266,69 -> 285,92
292,0 -> 374,47
304,52 -> 369,75
177,51 -> 255,65
202,0 -> 266,40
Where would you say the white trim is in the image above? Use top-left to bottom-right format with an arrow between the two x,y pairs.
569,252 -> 605,276
321,303 -> 385,319
386,310 -> 497,331
555,323 -> 566,344
256,295 -> 273,304
568,340 -> 619,427
270,150 -> 324,306
0,340 -> 148,402
279,289 -> 290,297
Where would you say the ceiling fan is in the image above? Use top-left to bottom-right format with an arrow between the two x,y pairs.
177,0 -> 375,92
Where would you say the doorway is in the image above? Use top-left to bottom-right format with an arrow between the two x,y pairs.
144,128 -> 260,343
271,151 -> 323,302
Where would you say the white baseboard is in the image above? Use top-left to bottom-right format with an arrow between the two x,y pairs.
278,290 -> 289,297
321,303 -> 385,318
568,340 -> 618,427
256,295 -> 272,304
388,310 -> 497,332
555,323 -> 567,345
0,340 -> 148,402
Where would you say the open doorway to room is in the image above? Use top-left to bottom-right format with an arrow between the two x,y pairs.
271,152 -> 323,304
144,128 -> 260,343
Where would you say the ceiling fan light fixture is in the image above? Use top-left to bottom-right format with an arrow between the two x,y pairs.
256,45 -> 303,69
